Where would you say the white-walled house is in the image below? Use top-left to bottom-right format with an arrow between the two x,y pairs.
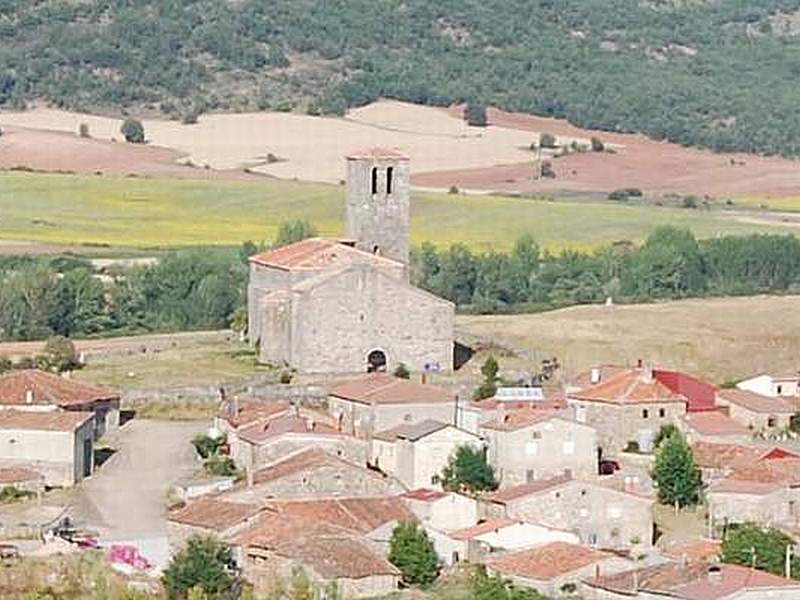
371,420 -> 481,489
737,373 -> 800,399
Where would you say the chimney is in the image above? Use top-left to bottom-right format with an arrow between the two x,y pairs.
707,565 -> 722,585
25,390 -> 33,404
641,364 -> 653,383
590,368 -> 601,384
637,358 -> 643,369
230,396 -> 239,419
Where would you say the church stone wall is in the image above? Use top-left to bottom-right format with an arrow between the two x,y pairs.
290,265 -> 453,374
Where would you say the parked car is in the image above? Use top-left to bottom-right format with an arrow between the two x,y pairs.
599,459 -> 621,476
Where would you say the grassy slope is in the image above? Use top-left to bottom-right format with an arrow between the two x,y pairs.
1,172 -> 795,252
457,295 -> 800,384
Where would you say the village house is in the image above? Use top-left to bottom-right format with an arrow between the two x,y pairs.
247,150 -> 454,374
400,488 -> 478,563
480,410 -> 598,486
737,373 -> 800,399
222,448 -> 405,503
167,496 -> 263,550
482,475 -> 654,550
0,369 -> 120,439
370,420 -> 481,489
458,386 -> 564,434
566,366 -> 688,455
715,388 -> 795,434
233,512 -> 400,598
486,542 -> 632,598
0,410 -> 94,487
679,410 -> 751,444
582,561 -> 800,599
691,441 -> 799,483
328,373 -> 457,439
448,517 -> 579,564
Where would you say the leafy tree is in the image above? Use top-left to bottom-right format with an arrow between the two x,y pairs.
274,220 -> 318,248
590,137 -> 604,152
440,445 -> 498,493
722,523 -> 800,578
41,336 -> 81,372
192,434 -> 225,460
471,566 -> 547,599
465,102 -> 488,127
539,133 -> 557,149
474,355 -> 499,400
653,423 -> 679,449
652,429 -> 701,507
388,522 -> 439,586
162,536 -> 237,599
121,118 -> 145,144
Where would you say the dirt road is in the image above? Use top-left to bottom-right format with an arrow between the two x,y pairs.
69,419 -> 205,566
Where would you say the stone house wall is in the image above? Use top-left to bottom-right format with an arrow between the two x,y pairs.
707,487 -> 800,528
482,418 -> 597,487
235,434 -> 368,471
715,400 -> 792,434
329,396 -> 457,440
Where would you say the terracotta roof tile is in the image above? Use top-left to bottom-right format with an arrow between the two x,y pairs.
0,370 -> 118,407
346,147 -> 409,160
568,365 -> 629,390
330,374 -> 454,406
663,539 -> 721,562
234,513 -> 400,579
168,497 -> 262,532
249,238 -> 400,271
401,488 -> 448,502
681,411 -> 749,436
480,409 -> 567,432
251,448 -> 380,487
0,409 -> 92,432
450,518 -> 518,541
675,564 -> 800,599
717,389 -> 796,414
485,474 -> 571,504
691,442 -> 799,470
487,542 -> 612,580
709,478 -> 784,495
0,466 -> 42,484
219,400 -> 291,428
263,496 -> 414,534
237,413 -> 341,445
570,368 -> 687,405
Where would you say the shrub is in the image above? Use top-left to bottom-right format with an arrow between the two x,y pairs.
540,160 -> 555,178
78,123 -> 90,138
162,535 -> 237,599
682,195 -> 699,209
722,523 -> 800,577
0,486 -> 34,503
120,118 -> 145,144
539,132 -> 557,148
440,445 -> 498,493
192,434 -> 224,460
274,220 -> 318,248
388,522 -> 439,586
624,440 -> 640,453
203,454 -> 237,477
608,188 -> 643,201
465,102 -> 488,127
393,363 -> 410,379
591,136 -> 605,151
42,336 -> 81,372
448,185 -> 459,194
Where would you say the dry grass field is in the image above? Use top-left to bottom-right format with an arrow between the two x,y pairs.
457,295 -> 800,384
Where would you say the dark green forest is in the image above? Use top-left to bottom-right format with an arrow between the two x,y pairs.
2,227 -> 800,342
4,1 -> 800,154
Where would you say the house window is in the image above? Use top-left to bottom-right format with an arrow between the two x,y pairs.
778,385 -> 784,395
532,431 -> 542,440
659,408 -> 666,418
768,416 -> 777,428
526,469 -> 536,483
386,167 -> 394,195
642,409 -> 649,419
371,167 -> 378,194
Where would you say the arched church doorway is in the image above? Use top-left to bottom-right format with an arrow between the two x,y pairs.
367,349 -> 387,373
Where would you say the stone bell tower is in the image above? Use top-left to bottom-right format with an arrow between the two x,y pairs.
345,148 -> 410,265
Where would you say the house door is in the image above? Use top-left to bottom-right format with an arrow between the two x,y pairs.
83,438 -> 93,478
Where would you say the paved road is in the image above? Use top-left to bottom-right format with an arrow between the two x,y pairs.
70,419 -> 205,564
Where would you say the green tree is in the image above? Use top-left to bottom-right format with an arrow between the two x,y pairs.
162,536 -> 236,599
653,423 -> 679,449
539,132 -> 557,148
440,445 -> 498,493
393,362 -> 410,379
465,102 -> 488,127
474,355 -> 500,400
471,566 -> 547,599
274,220 -> 318,248
628,226 -> 706,298
652,430 -> 701,507
722,523 -> 800,578
42,336 -> 80,372
121,118 -> 145,143
388,522 -> 439,586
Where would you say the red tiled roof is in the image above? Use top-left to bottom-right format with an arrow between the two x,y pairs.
330,373 -> 454,406
251,448 -> 380,487
570,368 -> 687,405
401,488 -> 448,502
219,400 -> 291,428
681,411 -> 749,436
485,475 -> 571,504
0,466 -> 42,484
168,497 -> 262,532
717,388 -> 796,414
663,539 -> 721,562
724,457 -> 800,486
675,564 -> 800,599
249,238 -> 400,271
0,409 -> 93,432
346,147 -> 409,160
654,369 -> 717,413
691,442 -> 799,470
237,413 -> 341,445
450,518 -> 518,541
0,370 -> 118,407
709,478 -> 784,495
263,496 -> 414,534
487,542 -> 612,581
233,513 -> 400,579
471,397 -> 566,411
480,409 -> 566,432
568,365 -> 629,390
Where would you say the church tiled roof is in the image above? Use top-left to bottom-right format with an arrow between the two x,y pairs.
249,238 -> 400,271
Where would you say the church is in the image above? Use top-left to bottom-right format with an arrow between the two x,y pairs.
247,148 -> 455,374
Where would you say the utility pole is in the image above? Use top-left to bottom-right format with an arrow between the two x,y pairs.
786,544 -> 794,579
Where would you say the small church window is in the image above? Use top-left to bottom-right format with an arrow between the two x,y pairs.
372,244 -> 380,255
371,167 -> 378,194
386,166 -> 394,195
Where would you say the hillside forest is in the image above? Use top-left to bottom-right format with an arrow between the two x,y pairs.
4,1 -> 800,155
2,227 -> 800,342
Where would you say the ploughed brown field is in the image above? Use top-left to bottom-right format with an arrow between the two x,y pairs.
2,100 -> 800,199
